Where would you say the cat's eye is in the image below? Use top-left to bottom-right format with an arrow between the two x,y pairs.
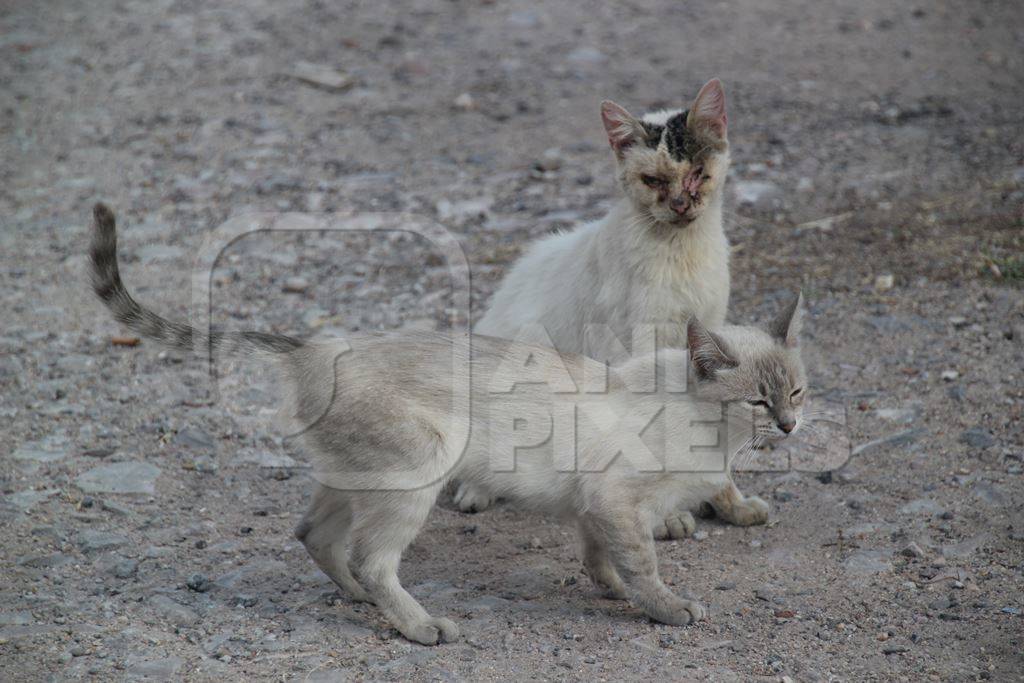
641,174 -> 666,188
790,387 -> 804,398
746,399 -> 769,408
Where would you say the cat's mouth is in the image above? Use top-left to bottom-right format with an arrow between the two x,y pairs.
669,210 -> 700,226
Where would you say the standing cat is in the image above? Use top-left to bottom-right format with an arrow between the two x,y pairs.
89,204 -> 807,646
458,80 -> 757,537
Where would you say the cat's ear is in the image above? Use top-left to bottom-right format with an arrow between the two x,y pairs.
601,100 -> 644,156
686,78 -> 728,139
687,317 -> 739,381
770,292 -> 804,348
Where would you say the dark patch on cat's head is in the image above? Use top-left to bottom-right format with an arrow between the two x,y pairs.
639,121 -> 664,150
663,111 -> 696,161
639,109 -> 726,163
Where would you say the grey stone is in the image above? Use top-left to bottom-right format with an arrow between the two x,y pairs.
126,655 -> 185,679
899,542 -> 926,559
566,46 -> 607,65
149,596 -> 199,626
113,559 -> 139,579
959,428 -> 995,450
843,550 -> 893,576
214,560 -> 287,589
3,488 -> 59,511
232,594 -> 258,607
77,530 -> 128,553
899,499 -> 943,515
174,427 -> 215,450
535,148 -> 563,172
507,10 -> 541,29
231,451 -> 298,468
0,612 -> 33,626
940,534 -> 988,559
291,61 -> 355,91
12,439 -> 68,463
733,180 -> 782,209
282,276 -> 309,293
19,553 -> 72,569
187,574 -> 212,592
435,196 -> 492,224
76,461 -> 161,495
874,406 -> 919,424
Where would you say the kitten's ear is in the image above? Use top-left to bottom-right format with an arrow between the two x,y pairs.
770,292 -> 804,348
601,100 -> 644,156
687,318 -> 739,381
686,78 -> 728,139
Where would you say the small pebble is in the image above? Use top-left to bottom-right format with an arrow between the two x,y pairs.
453,92 -> 476,110
282,277 -> 309,294
900,542 -> 926,559
187,574 -> 212,593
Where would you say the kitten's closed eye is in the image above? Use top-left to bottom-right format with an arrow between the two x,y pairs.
641,174 -> 667,188
746,399 -> 769,408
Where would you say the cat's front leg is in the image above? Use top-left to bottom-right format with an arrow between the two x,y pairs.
710,479 -> 769,527
588,513 -> 705,625
579,521 -> 628,599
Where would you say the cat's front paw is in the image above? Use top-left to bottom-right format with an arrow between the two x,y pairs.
452,483 -> 495,513
398,616 -> 460,645
726,495 -> 770,526
650,599 -> 706,626
652,510 -> 697,541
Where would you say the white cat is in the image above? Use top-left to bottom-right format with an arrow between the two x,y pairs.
460,80 -> 754,538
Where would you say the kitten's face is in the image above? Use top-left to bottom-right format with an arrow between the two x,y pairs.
602,79 -> 730,227
688,294 -> 807,439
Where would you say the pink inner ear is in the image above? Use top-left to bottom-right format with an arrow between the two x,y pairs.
692,79 -> 727,136
601,101 -> 636,152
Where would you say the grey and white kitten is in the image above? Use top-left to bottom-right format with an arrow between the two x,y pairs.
89,205 -> 807,646
460,80 -> 751,535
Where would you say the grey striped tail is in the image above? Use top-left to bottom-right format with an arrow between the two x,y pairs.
89,203 -> 303,357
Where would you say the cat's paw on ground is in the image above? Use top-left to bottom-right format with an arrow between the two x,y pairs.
399,616 -> 460,645
726,495 -> 770,526
453,483 -> 496,513
652,510 -> 697,540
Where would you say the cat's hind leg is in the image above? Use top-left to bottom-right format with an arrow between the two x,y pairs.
295,484 -> 372,603
348,485 -> 459,645
709,479 -> 769,527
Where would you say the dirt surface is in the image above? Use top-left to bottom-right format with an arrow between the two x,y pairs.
2,0 -> 1023,680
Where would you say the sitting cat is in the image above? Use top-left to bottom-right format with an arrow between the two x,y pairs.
89,204 -> 806,645
460,80 -> 758,539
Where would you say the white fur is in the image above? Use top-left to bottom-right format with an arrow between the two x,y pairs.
477,198 -> 730,356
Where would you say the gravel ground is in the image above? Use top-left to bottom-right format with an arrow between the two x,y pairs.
2,0 -> 1023,680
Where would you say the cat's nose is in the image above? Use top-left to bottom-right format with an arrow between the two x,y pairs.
778,420 -> 796,434
669,197 -> 690,215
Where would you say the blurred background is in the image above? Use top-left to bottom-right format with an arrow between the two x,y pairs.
2,1 -> 1022,680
